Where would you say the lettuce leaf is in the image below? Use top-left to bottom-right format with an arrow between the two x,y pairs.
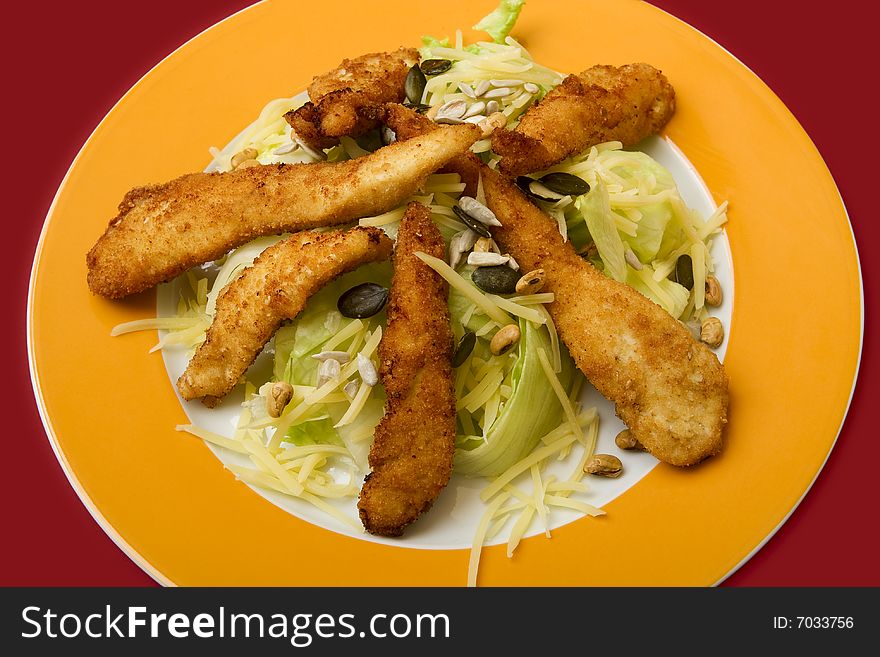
472,0 -> 525,43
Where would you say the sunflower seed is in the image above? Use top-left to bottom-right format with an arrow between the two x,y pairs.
435,116 -> 465,125
475,80 -> 491,96
343,380 -> 359,399
468,252 -> 509,267
357,353 -> 378,387
317,358 -> 341,387
273,141 -> 298,155
523,82 -> 540,94
625,248 -> 643,271
486,100 -> 500,114
292,131 -> 326,160
483,87 -> 512,99
459,196 -> 502,226
463,101 -> 486,118
435,99 -> 467,122
505,253 -> 520,271
312,350 -> 351,364
490,79 -> 522,87
464,114 -> 487,124
449,228 -> 480,269
459,82 -> 476,98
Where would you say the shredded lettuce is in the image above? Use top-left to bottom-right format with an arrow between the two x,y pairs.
576,181 -> 627,282
473,0 -> 526,43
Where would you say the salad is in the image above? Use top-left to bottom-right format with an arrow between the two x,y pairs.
113,0 -> 728,585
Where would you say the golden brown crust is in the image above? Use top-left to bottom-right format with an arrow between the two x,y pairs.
285,47 -> 419,149
357,202 -> 456,536
492,63 -> 676,177
176,227 -> 393,403
378,103 -> 481,196
480,167 -> 728,467
86,122 -> 481,299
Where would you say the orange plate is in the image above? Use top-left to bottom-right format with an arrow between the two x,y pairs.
28,0 -> 861,585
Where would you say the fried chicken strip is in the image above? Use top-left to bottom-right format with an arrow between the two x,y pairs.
492,63 -> 676,177
358,202 -> 456,536
177,227 -> 392,405
285,47 -> 419,150
376,103 -> 482,195
481,168 -> 727,467
86,123 -> 480,299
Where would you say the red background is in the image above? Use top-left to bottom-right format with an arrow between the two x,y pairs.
3,0 -> 876,586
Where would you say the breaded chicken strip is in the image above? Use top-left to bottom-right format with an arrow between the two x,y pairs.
377,103 -> 481,195
285,47 -> 419,150
177,227 -> 392,405
492,63 -> 676,177
480,167 -> 727,467
86,123 -> 481,299
358,202 -> 456,536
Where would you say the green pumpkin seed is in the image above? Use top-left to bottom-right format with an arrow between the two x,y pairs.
675,254 -> 695,290
420,59 -> 453,76
472,265 -> 520,294
538,172 -> 590,196
452,331 -> 476,367
405,65 -> 427,105
453,205 -> 491,238
337,283 -> 389,318
402,101 -> 431,113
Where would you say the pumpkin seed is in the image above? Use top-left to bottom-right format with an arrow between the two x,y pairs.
402,101 -> 432,114
538,172 -> 590,196
452,205 -> 491,238
337,283 -> 389,318
452,331 -> 476,367
404,65 -> 427,104
472,265 -> 520,294
420,58 -> 453,76
675,254 -> 695,290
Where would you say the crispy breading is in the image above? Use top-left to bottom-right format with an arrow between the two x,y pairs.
377,103 -> 481,195
177,227 -> 393,405
358,202 -> 456,536
480,167 -> 728,467
86,122 -> 481,299
285,47 -> 419,150
492,63 -> 676,177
